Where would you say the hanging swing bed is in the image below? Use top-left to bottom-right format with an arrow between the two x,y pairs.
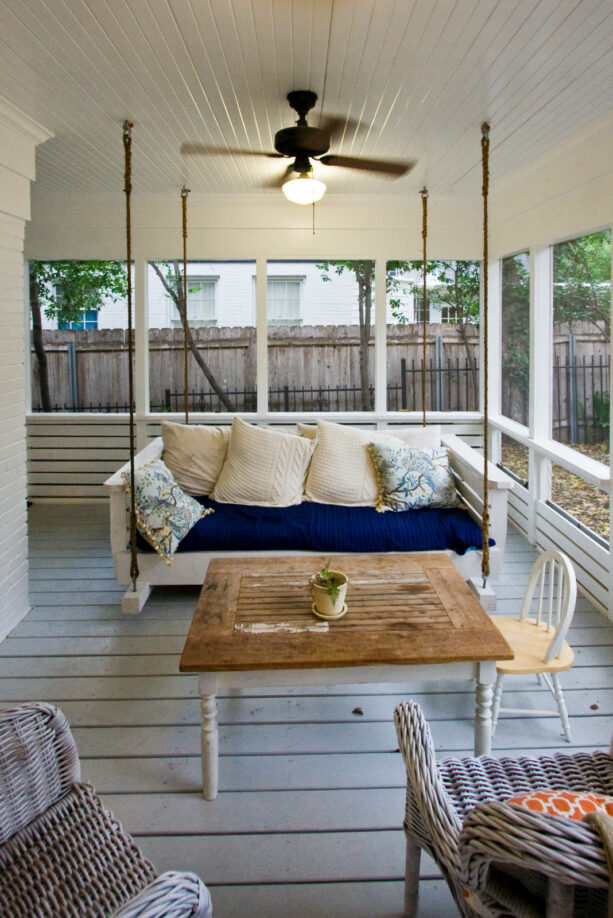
104,122 -> 513,615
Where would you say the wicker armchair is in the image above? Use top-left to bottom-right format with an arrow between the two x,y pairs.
0,702 -> 212,918
394,700 -> 612,918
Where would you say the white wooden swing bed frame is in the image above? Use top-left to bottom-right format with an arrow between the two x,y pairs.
105,122 -> 513,615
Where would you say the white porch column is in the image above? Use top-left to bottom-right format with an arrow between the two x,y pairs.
528,245 -> 553,544
255,256 -> 268,415
374,255 -> 387,416
0,97 -> 52,640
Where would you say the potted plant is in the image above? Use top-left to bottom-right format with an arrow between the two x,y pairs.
309,563 -> 349,618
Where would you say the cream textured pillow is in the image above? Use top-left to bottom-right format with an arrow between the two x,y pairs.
297,423 -> 317,440
161,421 -> 231,496
304,419 -> 401,506
213,417 -> 316,506
387,425 -> 442,447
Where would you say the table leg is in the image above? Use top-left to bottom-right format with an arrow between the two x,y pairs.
198,673 -> 218,800
474,660 -> 496,757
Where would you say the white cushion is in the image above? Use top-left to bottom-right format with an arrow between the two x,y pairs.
299,421 -> 439,447
385,425 -> 442,447
161,421 -> 231,496
304,419 -> 401,506
213,417 -> 316,506
297,422 -> 317,440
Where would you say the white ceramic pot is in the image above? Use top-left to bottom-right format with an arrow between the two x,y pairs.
309,570 -> 348,617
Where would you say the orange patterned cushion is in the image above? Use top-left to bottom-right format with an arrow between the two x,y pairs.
508,789 -> 613,820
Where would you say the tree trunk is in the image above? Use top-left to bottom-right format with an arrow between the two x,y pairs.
356,260 -> 374,410
30,270 -> 52,411
151,262 -> 233,412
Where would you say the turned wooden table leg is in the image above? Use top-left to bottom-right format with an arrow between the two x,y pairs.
474,660 -> 496,757
198,673 -> 219,800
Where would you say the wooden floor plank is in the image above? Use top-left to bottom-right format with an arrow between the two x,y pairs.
6,502 -> 613,918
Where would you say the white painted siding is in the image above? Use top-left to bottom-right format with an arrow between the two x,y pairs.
39,260 -> 439,330
0,98 -> 52,639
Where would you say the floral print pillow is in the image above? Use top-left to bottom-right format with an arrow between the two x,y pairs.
368,443 -> 459,512
122,458 -> 212,564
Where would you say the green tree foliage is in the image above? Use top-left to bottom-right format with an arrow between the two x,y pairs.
30,260 -> 128,411
31,260 -> 128,324
553,230 -> 611,339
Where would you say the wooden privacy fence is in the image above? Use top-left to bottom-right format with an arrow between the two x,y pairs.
32,324 -> 610,439
32,323 -> 480,412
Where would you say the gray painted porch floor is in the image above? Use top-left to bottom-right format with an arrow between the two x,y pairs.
1,503 -> 612,917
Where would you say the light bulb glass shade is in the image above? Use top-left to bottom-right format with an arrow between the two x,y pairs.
282,172 -> 326,205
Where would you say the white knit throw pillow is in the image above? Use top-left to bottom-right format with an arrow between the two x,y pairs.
212,417 -> 316,506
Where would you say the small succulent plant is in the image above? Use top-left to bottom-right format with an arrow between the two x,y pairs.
312,563 -> 343,604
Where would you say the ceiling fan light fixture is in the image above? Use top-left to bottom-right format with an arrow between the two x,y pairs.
282,172 -> 326,205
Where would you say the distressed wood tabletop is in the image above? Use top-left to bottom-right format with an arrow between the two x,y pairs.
179,553 -> 513,672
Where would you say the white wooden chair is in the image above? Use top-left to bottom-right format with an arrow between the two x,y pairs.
489,549 -> 577,742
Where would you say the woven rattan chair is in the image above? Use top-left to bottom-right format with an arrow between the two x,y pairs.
0,701 -> 213,918
394,699 -> 612,918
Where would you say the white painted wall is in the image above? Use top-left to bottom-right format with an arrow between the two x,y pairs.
491,111 -> 613,257
0,97 -> 51,639
26,192 -> 483,262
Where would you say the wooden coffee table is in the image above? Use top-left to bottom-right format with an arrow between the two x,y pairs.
180,553 -> 513,799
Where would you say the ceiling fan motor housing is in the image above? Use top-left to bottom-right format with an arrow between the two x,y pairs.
274,125 -> 330,159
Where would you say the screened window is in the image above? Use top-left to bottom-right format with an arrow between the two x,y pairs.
552,230 -> 610,460
267,277 -> 303,325
267,260 -> 374,411
501,252 -> 530,426
147,260 -> 256,413
386,259 -> 480,411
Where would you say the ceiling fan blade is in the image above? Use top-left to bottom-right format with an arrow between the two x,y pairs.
318,154 -> 413,176
181,143 -> 282,158
258,163 -> 295,188
318,115 -> 363,143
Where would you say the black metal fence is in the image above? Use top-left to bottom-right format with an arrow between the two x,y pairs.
45,358 -> 480,415
553,353 -> 610,443
43,353 -> 609,446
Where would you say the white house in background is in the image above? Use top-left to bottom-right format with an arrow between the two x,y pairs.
41,261 -> 449,330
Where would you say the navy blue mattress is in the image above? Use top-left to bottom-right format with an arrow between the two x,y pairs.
153,498 -> 492,555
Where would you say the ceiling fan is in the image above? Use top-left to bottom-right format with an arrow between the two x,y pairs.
182,90 -> 413,203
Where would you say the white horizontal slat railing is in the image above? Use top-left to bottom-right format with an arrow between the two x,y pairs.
490,414 -> 612,618
27,412 -> 483,501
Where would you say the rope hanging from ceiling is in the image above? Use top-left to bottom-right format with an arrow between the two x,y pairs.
420,187 -> 428,427
181,185 -> 191,424
122,120 -> 139,592
481,122 -> 491,586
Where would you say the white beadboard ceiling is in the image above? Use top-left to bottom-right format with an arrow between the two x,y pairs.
1,0 -> 613,198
